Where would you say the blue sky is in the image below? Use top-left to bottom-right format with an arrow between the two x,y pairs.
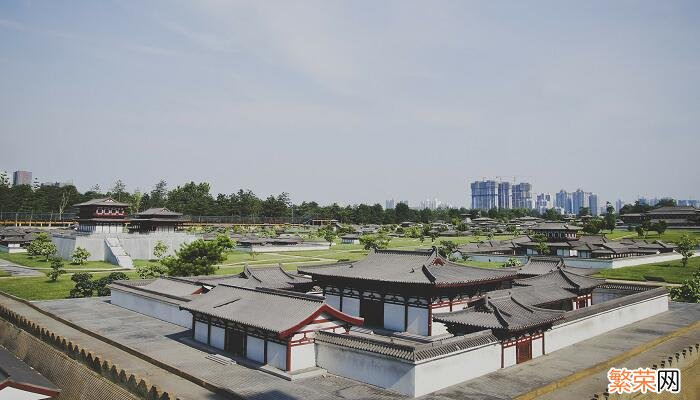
1,1 -> 699,207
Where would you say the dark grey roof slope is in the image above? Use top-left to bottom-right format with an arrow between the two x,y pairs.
180,285 -> 362,336
178,265 -> 312,290
73,197 -> 129,207
0,346 -> 60,397
487,284 -> 576,307
136,207 -> 183,217
531,223 -> 582,231
433,293 -> 564,332
514,268 -> 603,291
315,329 -> 498,362
298,248 -> 516,286
517,257 -> 565,276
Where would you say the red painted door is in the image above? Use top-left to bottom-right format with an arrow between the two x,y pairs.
516,339 -> 532,364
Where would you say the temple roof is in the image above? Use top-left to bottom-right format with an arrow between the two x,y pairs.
531,223 -> 582,231
73,197 -> 129,207
135,207 -> 184,217
514,267 -> 603,291
195,265 -> 312,290
298,248 -> 517,286
433,293 -> 564,332
0,346 -> 60,398
517,257 -> 565,276
486,284 -> 577,307
180,285 -> 362,337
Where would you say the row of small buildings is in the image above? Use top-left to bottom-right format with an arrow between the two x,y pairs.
108,247 -> 668,396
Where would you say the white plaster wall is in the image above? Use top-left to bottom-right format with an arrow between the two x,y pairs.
503,346 -> 516,368
325,294 -> 341,310
267,341 -> 287,370
51,232 -> 199,262
384,303 -> 405,331
465,253 -> 686,269
343,297 -> 360,317
532,337 -> 543,358
406,306 -> 428,335
236,243 -> 331,253
431,321 -> 449,336
0,386 -> 51,400
0,245 -> 27,253
413,342 -> 502,397
194,321 -> 208,344
210,326 -> 225,350
545,294 -> 669,353
316,343 -> 415,396
110,290 -> 193,328
247,336 -> 265,363
291,343 -> 316,371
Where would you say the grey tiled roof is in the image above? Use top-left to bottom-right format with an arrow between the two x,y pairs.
486,284 -> 576,307
136,207 -> 183,217
517,257 -> 565,275
531,223 -> 582,231
514,268 -> 603,291
0,347 -> 60,396
179,266 -> 312,290
315,329 -> 498,362
73,197 -> 129,207
433,293 -> 564,332
180,285 -> 348,335
298,248 -> 516,286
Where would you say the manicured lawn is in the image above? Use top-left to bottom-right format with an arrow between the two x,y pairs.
0,252 -> 118,270
0,271 -> 140,301
595,256 -> 699,284
600,229 -> 700,243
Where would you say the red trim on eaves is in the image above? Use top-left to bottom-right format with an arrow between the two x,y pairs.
278,304 -> 364,338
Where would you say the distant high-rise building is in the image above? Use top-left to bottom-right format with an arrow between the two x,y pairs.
589,194 -> 599,216
535,193 -> 552,213
678,199 -> 700,208
555,190 -> 573,214
470,180 -> 497,210
615,199 -> 625,213
511,182 -> 533,209
12,170 -> 32,186
385,199 -> 395,210
572,189 -> 591,215
497,182 -> 511,209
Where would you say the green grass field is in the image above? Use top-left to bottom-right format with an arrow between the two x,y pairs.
595,229 -> 700,243
0,271 -> 140,301
595,256 -> 699,284
0,252 -> 119,271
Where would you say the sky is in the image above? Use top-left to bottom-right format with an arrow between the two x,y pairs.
1,0 -> 699,208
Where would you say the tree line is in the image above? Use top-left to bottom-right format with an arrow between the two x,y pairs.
0,173 -> 542,224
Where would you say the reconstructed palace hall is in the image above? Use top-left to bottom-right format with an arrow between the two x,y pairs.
109,247 -> 670,397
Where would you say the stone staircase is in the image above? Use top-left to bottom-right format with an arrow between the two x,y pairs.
104,237 -> 134,269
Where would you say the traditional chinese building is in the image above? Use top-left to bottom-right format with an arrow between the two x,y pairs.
127,207 -> 188,233
180,285 -> 363,372
514,267 -> 603,309
73,197 -> 129,233
298,248 -> 517,336
433,293 -> 564,366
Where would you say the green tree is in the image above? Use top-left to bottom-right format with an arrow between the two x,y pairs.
94,272 -> 129,296
110,179 -> 127,202
69,273 -> 94,298
670,270 -> 700,303
583,219 -> 603,234
46,256 -> 66,282
636,225 -> 646,238
653,220 -> 667,235
214,234 -> 236,251
577,207 -> 590,217
533,233 -> 551,255
153,240 -> 168,260
395,202 -> 410,223
359,233 -> 390,250
604,202 -> 617,233
438,240 -> 458,257
27,232 -> 57,261
675,234 -> 697,268
318,226 -> 338,247
71,247 -> 90,265
503,258 -> 522,267
136,263 -> 169,279
162,239 -> 226,276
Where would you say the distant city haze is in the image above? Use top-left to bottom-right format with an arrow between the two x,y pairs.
1,1 -> 699,207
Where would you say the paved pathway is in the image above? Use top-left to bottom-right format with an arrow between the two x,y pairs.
32,297 -> 700,400
0,258 -> 42,276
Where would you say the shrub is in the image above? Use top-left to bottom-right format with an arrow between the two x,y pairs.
94,272 -> 129,296
69,273 -> 94,298
152,240 -> 168,260
136,263 -> 169,279
27,232 -> 57,261
46,256 -> 66,282
71,247 -> 90,265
